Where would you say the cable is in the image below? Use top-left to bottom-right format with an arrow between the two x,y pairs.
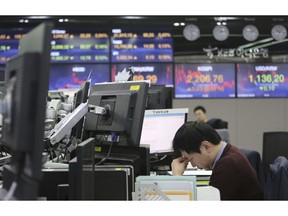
95,141 -> 113,165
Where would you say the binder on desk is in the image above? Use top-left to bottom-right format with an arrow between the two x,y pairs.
167,169 -> 212,186
133,175 -> 197,201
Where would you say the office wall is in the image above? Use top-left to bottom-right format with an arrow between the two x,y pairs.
173,98 -> 288,157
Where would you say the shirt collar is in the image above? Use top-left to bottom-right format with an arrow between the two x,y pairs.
212,141 -> 227,169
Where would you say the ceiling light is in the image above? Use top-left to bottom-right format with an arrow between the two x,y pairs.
28,16 -> 50,19
123,16 -> 143,19
174,23 -> 180,26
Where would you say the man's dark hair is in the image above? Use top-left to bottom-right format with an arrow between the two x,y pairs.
193,105 -> 206,114
172,121 -> 222,154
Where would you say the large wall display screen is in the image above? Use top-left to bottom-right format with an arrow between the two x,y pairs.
111,63 -> 173,85
111,27 -> 173,63
49,64 -> 110,90
0,28 -> 110,64
174,63 -> 236,98
0,28 -> 28,64
50,28 -> 110,63
237,63 -> 288,98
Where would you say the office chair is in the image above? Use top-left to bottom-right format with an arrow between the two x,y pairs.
264,156 -> 288,200
262,132 -> 288,178
216,129 -> 231,144
239,148 -> 266,191
207,118 -> 228,129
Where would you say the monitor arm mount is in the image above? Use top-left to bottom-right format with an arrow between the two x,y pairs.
48,102 -> 107,146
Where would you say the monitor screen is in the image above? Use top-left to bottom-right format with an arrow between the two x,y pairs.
49,64 -> 110,90
111,27 -> 173,63
237,63 -> 288,98
111,63 -> 173,85
146,85 -> 173,109
0,22 -> 53,200
0,28 -> 29,64
50,27 -> 110,63
174,63 -> 236,98
83,81 -> 149,147
140,108 -> 188,156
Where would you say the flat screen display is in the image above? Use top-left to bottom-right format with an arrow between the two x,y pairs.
140,108 -> 188,155
50,28 -> 110,63
0,27 -> 110,64
174,63 -> 236,98
111,27 -> 173,63
49,64 -> 110,90
111,63 -> 173,85
0,28 -> 28,64
237,63 -> 288,98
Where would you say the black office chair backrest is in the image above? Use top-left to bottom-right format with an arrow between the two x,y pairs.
215,129 -> 231,144
240,148 -> 266,192
264,156 -> 288,200
207,118 -> 228,129
263,132 -> 288,177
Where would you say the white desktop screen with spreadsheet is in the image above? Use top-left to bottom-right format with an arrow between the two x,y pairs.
140,108 -> 188,155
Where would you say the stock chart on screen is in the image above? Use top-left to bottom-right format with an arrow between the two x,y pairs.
237,63 -> 288,98
174,63 -> 236,98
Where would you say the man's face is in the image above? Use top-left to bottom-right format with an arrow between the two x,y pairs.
181,148 -> 211,170
194,110 -> 206,123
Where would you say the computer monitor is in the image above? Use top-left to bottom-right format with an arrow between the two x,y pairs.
94,143 -> 150,177
146,85 -> 173,109
69,137 -> 95,200
70,80 -> 90,140
140,108 -> 188,156
83,81 -> 149,147
0,22 -> 54,200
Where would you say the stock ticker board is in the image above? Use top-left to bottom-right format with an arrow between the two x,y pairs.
237,63 -> 288,98
174,63 -> 236,98
0,27 -> 173,64
50,28 -> 110,63
49,64 -> 110,90
111,27 -> 173,63
111,63 -> 173,85
0,29 -> 26,64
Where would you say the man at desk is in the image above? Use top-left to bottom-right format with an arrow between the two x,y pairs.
171,121 -> 263,200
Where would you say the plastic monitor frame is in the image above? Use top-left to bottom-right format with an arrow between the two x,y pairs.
83,81 -> 149,148
71,80 -> 91,140
0,22 -> 54,200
